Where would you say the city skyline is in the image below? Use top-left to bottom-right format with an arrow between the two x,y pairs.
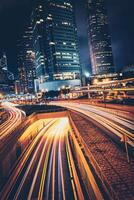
0,0 -> 134,75
0,1 -> 134,199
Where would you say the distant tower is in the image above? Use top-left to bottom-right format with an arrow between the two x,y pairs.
17,23 -> 36,94
0,53 -> 9,94
0,53 -> 8,70
31,0 -> 81,91
87,0 -> 115,75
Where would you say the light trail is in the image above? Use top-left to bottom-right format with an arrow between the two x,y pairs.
0,117 -> 101,200
0,102 -> 25,140
52,135 -> 56,200
0,119 -> 57,200
37,138 -> 52,200
52,102 -> 134,142
58,132 -> 66,200
66,134 -> 85,200
12,119 -> 58,200
27,130 -> 53,200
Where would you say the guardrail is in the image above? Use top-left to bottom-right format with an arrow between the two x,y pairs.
66,134 -> 85,200
68,108 -> 134,163
120,133 -> 134,163
68,114 -> 108,200
68,113 -> 119,200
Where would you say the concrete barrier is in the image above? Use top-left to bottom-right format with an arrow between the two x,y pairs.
68,113 -> 119,200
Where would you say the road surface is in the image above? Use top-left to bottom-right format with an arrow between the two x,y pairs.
0,117 -> 97,200
51,102 -> 134,146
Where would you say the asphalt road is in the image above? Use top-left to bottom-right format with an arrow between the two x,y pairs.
0,117 -> 93,200
51,102 -> 134,147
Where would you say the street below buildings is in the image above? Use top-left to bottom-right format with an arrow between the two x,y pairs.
51,102 -> 134,145
0,117 -> 101,200
0,102 -> 134,200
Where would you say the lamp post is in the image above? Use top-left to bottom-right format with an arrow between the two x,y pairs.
103,87 -> 107,108
87,84 -> 90,99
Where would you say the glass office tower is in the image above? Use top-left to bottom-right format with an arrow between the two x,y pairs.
87,0 -> 115,75
32,0 -> 81,91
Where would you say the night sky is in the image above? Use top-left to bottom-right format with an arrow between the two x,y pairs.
0,0 -> 134,75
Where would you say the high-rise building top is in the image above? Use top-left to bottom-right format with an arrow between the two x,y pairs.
32,0 -> 81,91
87,0 -> 115,75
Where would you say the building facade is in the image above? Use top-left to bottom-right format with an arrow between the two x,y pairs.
87,0 -> 115,75
32,0 -> 81,91
17,24 -> 36,94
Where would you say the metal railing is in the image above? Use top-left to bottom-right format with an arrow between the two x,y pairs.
68,113 -> 120,200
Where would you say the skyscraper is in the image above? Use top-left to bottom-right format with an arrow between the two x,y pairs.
0,53 -> 9,94
17,23 -> 36,94
32,0 -> 81,91
0,53 -> 14,94
0,53 -> 8,71
87,0 -> 115,75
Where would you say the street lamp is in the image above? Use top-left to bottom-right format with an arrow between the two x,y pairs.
85,72 -> 90,78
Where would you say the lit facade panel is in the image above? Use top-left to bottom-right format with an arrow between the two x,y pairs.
87,0 -> 115,75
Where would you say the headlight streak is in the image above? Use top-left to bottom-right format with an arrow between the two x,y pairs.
52,102 -> 134,143
0,116 -> 102,200
0,102 -> 25,140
